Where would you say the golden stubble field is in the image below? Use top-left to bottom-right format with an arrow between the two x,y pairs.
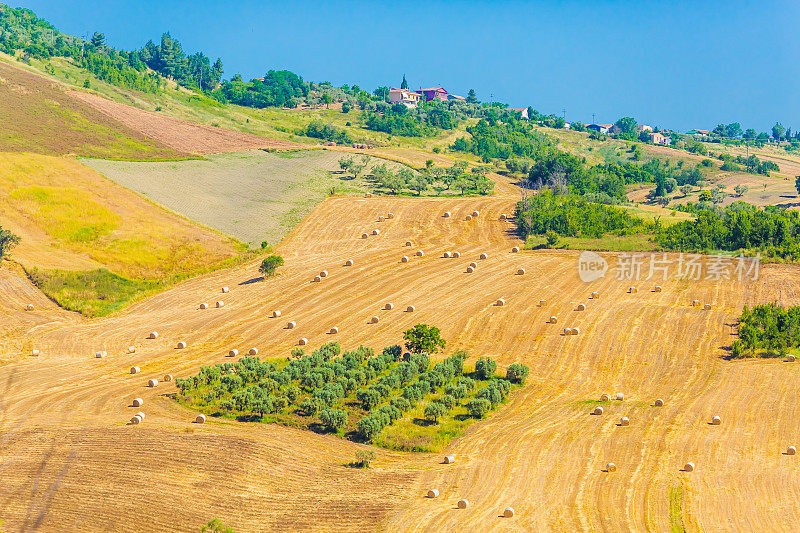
1,174 -> 799,532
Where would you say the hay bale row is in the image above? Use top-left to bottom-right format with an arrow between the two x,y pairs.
362,233 -> 369,239
221,286 -> 229,293
26,304 -> 34,311
287,321 -> 296,329
457,499 -> 469,509
496,298 -> 506,306
443,251 -> 452,258
405,241 -> 413,247
465,215 -> 473,221
272,310 -> 282,318
629,287 -> 638,294
479,252 -> 488,260
148,379 -> 159,388
31,349 -> 40,356
443,211 -> 451,218
619,416 -> 630,426
249,348 -> 258,356
616,393 -> 624,401
130,366 -> 140,374
196,414 -> 206,424
164,374 -> 174,382
313,275 -> 322,282
299,338 -> 308,346
330,326 -> 339,334
320,270 -> 329,278
517,268 -> 526,275
200,302 -> 209,309
593,406 -> 604,415
95,350 -> 106,358
132,398 -> 143,407
384,303 -> 394,310
416,250 -> 425,257
711,415 -> 721,425
372,229 -> 380,236
600,393 -> 610,401
654,285 -> 663,292
406,305 -> 416,312
576,303 -> 586,311
148,331 -> 159,339
511,246 -> 520,253
684,462 -> 695,472
427,489 -> 439,498
387,213 -> 394,219
371,316 -> 380,324
453,251 -> 461,258
654,398 -> 664,406
606,462 -> 617,472
401,255 -> 410,263
591,292 -> 599,299
466,266 -> 475,273
444,454 -> 456,464
549,316 -> 558,324
177,341 -> 187,349
345,259 -> 354,266
216,301 -> 224,308
229,348 -> 239,357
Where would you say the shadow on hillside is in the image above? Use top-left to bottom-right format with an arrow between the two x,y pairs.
239,276 -> 264,285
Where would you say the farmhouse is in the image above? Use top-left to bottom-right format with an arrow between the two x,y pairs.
388,88 -> 421,107
686,129 -> 710,136
651,132 -> 672,145
510,108 -> 530,119
417,87 -> 448,102
447,93 -> 466,101
588,123 -> 613,134
635,124 -> 653,133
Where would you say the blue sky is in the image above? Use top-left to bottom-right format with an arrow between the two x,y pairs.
13,0 -> 800,132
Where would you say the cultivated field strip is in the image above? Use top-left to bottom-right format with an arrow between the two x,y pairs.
1,182 -> 799,531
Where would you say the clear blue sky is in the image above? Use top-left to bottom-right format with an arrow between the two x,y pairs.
13,0 -> 800,132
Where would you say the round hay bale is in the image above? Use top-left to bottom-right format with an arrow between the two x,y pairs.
320,270 -> 329,278
148,379 -> 158,388
654,285 -> 663,292
540,299 -> 547,306
416,250 -> 425,257
457,499 -> 469,509
654,398 -> 664,406
330,326 -> 339,334
466,266 -> 475,273
25,304 -> 34,311
788,446 -> 797,455
496,298 -> 505,306
704,303 -> 712,310
287,321 -> 296,329
196,414 -> 206,424
345,259 -> 354,266
564,328 -> 573,335
249,348 -> 258,356
365,192 -> 372,198
272,310 -> 282,318
453,251 -> 461,258
222,286 -> 229,293
711,415 -> 721,425
132,398 -> 143,407
401,255 -> 410,263
130,366 -> 140,374
629,287 -> 637,294
469,262 -> 478,269
148,331 -> 159,339
427,489 -> 439,498
362,233 -> 369,239
692,299 -> 700,307
405,241 -> 413,247
511,246 -> 520,253
615,393 -> 624,401
314,275 -> 322,282
136,411 -> 146,420
95,351 -> 106,358
229,349 -> 239,357
384,303 -> 394,310
443,251 -> 452,258
788,354 -> 796,362
406,305 -> 416,312
479,252 -> 488,260
443,211 -> 451,218
31,349 -> 40,356
177,341 -> 187,349
549,316 -> 558,324
606,462 -> 617,472
131,415 -> 142,424
372,229 -> 381,236
620,416 -> 630,426
200,302 -> 209,309
684,462 -> 695,472
298,338 -> 308,346
216,301 -> 224,308
472,210 -> 480,217
591,292 -> 599,299
465,215 -> 473,221
500,213 -> 507,220
387,213 -> 394,219
503,507 -> 515,518
593,406 -> 604,415
600,393 -> 610,401
572,327 -> 580,335
517,268 -> 526,275
127,345 -> 135,353
371,316 -> 380,324
444,454 -> 456,464
164,374 -> 173,382
378,216 -> 385,222
577,303 -> 586,311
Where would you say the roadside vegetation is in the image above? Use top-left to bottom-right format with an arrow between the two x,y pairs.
0,224 -> 20,260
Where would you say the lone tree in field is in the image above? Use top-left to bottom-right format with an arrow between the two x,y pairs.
0,226 -> 20,260
259,255 -> 284,277
795,175 -> 800,196
403,324 -> 446,354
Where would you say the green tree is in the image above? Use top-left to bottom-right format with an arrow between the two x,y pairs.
773,122 -> 786,141
409,174 -> 428,196
342,101 -> 351,113
400,74 -> 408,90
795,175 -> 800,196
90,32 -> 105,49
355,449 -> 376,468
321,93 -> 333,109
424,401 -> 446,422
743,128 -> 757,140
474,357 -> 497,380
680,184 -> 693,197
698,190 -> 713,202
467,398 -> 491,418
506,363 -> 530,384
259,255 -> 284,277
0,227 -> 20,259
201,518 -> 236,532
614,117 -> 637,138
319,408 -> 348,431
725,123 -> 742,138
403,324 -> 446,354
467,89 -> 478,103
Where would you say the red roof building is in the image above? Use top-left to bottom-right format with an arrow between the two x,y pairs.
417,87 -> 448,102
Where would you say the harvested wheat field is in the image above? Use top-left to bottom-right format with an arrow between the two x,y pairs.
1,172 -> 800,532
70,90 -> 303,155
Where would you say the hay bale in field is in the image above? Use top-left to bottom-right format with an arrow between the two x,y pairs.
136,411 -> 146,420
466,266 -> 475,273
272,310 -> 282,318
479,252 -> 488,260
496,298 -> 505,306
577,303 -> 586,311
472,210 -> 480,217
457,499 -> 469,509
127,346 -> 136,354
500,214 -> 507,220
564,328 -> 573,335
683,462 -> 695,472
692,299 -> 700,307
229,349 -> 239,357
619,417 -> 630,426
406,305 -> 416,312
549,316 -> 558,324
372,229 -> 381,235
177,341 -> 187,349
314,275 -> 322,282
132,398 -> 143,407
320,270 -> 329,278
387,213 -> 394,219
378,216 -> 385,222
606,462 -> 617,472
330,326 -> 339,334
788,446 -> 797,455
199,302 -> 208,309
465,215 -> 473,221
26,304 -> 34,311
654,398 -> 664,406
130,415 -> 142,424
148,379 -> 158,387
443,211 -> 451,218
591,292 -> 599,299
615,393 -> 624,401
130,366 -> 140,374
787,355 -> 796,362
572,327 -> 580,335
148,331 -> 159,339
469,262 -> 478,269
629,287 -> 637,294
196,414 -> 206,424
164,374 -> 173,382
345,259 -> 354,266
287,321 -> 297,329
444,454 -> 456,464
31,349 -> 40,356
593,406 -> 604,415
453,251 -> 461,258
371,316 -> 380,324
654,285 -> 662,292
443,251 -> 452,258
711,415 -> 721,425
216,301 -> 224,308
517,268 -> 526,275
365,193 -> 372,198
249,348 -> 258,356
362,233 -> 369,239
600,393 -> 610,401
401,255 -> 410,263
511,246 -> 520,253
540,299 -> 547,306
405,241 -> 413,247
416,250 -> 425,257
299,338 -> 308,346
222,287 -> 229,293
384,303 -> 394,310
427,489 -> 439,498
704,303 -> 712,310
503,508 -> 515,518
95,351 -> 106,358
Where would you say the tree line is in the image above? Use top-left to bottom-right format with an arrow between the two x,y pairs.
732,303 -> 800,357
